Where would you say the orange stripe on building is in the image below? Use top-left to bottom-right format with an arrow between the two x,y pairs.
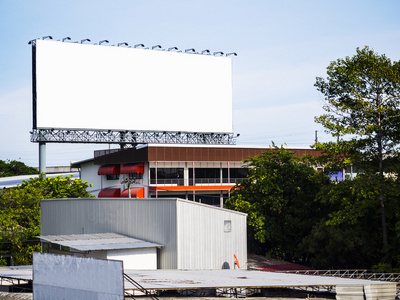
150,185 -> 235,192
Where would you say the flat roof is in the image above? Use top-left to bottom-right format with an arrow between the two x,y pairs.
0,266 -> 32,282
0,173 -> 79,189
1,267 -> 394,291
37,233 -> 162,251
146,143 -> 313,149
123,269 -> 393,290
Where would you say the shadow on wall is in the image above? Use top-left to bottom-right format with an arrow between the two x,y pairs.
222,262 -> 230,269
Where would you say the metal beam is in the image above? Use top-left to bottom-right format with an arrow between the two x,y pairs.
30,129 -> 237,145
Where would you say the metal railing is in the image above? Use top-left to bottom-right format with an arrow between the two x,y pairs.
281,269 -> 400,283
123,273 -> 159,299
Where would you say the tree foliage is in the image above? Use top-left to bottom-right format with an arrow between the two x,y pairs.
225,48 -> 400,269
314,46 -> 400,248
0,175 -> 93,265
225,145 -> 330,263
0,160 -> 38,177
302,174 -> 400,270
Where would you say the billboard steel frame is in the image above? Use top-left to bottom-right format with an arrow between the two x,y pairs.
30,128 -> 237,146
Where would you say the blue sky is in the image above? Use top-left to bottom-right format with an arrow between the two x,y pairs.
1,0 -> 400,166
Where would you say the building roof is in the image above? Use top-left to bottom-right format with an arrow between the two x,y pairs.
2,267 -> 396,292
123,269 -> 396,290
0,172 -> 79,189
37,233 -> 162,251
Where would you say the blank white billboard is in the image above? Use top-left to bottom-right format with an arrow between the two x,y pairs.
34,40 -> 233,133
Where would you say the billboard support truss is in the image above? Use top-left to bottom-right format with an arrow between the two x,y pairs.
31,128 -> 237,146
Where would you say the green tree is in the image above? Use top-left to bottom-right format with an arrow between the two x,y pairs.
314,46 -> 400,248
225,145 -> 330,263
0,175 -> 93,265
0,160 -> 38,177
302,174 -> 400,270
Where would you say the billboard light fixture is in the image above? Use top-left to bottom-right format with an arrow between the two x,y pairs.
134,44 -> 145,48
185,48 -> 195,53
99,40 -> 109,45
201,49 -> 210,55
151,45 -> 162,50
226,52 -> 237,57
42,36 -> 53,40
62,37 -> 71,42
118,42 -> 128,47
213,51 -> 224,56
168,47 -> 178,51
28,39 -> 39,45
81,39 -> 91,44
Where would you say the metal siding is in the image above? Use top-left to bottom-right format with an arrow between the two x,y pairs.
176,200 -> 247,270
41,198 -> 245,270
41,198 -> 178,269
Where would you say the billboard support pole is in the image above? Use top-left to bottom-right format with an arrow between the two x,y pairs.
39,142 -> 46,176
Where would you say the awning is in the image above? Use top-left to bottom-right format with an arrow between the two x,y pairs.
121,188 -> 144,198
120,163 -> 144,174
97,165 -> 120,175
98,188 -> 121,198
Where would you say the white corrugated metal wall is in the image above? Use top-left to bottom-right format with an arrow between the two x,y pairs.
176,200 -> 247,269
41,198 -> 247,270
41,198 -> 178,269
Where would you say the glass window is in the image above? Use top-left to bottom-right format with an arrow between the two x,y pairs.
106,174 -> 119,180
128,173 -> 143,180
221,168 -> 248,183
189,168 -> 221,184
230,168 -> 248,179
150,168 -> 184,185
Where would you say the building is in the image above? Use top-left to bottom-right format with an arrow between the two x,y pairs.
37,233 -> 162,270
71,144 -> 320,207
40,197 -> 247,270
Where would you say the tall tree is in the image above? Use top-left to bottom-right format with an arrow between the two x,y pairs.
0,175 -> 93,265
225,145 -> 330,263
314,46 -> 400,247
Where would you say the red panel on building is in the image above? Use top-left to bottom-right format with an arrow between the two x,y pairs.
120,163 -> 144,174
98,188 -> 121,198
121,188 -> 144,198
97,165 -> 120,175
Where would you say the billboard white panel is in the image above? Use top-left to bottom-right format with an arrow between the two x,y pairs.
34,40 -> 233,133
33,252 -> 124,299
